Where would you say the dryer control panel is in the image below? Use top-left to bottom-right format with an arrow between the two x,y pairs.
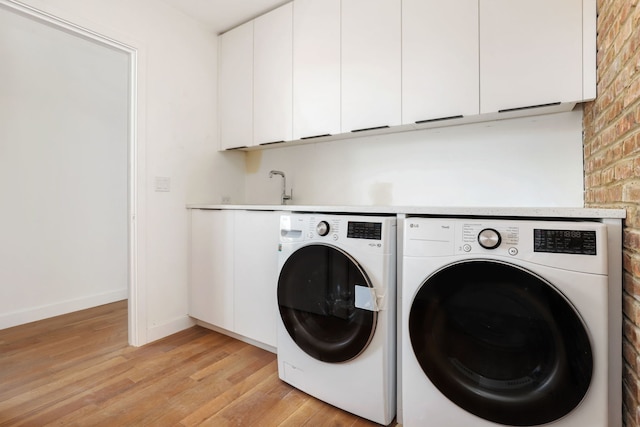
533,229 -> 597,255
404,217 -> 607,275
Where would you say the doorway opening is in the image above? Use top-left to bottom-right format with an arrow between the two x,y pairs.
0,0 -> 138,344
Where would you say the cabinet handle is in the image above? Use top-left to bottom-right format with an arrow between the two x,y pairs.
415,115 -> 463,124
351,125 -> 390,133
498,102 -> 561,113
301,134 -> 332,140
259,140 -> 286,146
225,145 -> 248,150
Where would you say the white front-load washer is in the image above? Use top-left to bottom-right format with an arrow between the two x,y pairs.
277,213 -> 396,425
400,217 -> 621,427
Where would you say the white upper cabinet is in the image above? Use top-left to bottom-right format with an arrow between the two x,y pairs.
480,0 -> 586,113
292,0 -> 341,140
217,0 -> 595,149
219,21 -> 253,150
253,3 -> 293,145
341,0 -> 402,132
402,0 -> 479,124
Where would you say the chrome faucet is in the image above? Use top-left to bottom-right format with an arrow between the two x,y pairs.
269,170 -> 292,205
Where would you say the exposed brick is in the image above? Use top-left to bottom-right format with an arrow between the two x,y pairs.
626,206 -> 640,229
624,362 -> 640,405
624,337 -> 639,376
624,376 -> 636,407
621,111 -> 637,135
617,159 -> 637,179
625,271 -> 640,298
624,251 -> 640,278
585,189 -> 595,204
627,229 -> 640,253
586,1 -> 640,424
624,293 -> 640,327
607,142 -> 624,163
604,166 -> 618,183
609,184 -> 625,201
625,313 -> 640,342
623,182 -> 640,203
586,172 -> 602,187
622,133 -> 640,156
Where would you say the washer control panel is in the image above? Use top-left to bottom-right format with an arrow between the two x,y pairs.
347,221 -> 383,240
280,214 -> 395,253
316,220 -> 330,237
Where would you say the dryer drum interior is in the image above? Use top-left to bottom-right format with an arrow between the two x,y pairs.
409,259 -> 593,426
278,244 -> 377,363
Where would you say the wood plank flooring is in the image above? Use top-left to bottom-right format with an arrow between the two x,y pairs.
0,301 -> 394,426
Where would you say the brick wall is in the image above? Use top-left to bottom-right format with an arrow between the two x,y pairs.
583,1 -> 640,425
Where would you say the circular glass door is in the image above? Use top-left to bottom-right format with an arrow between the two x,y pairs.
278,244 -> 377,363
409,260 -> 592,426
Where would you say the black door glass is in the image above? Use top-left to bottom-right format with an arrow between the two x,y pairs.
278,244 -> 376,363
409,260 -> 592,426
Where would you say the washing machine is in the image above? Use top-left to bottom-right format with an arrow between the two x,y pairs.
277,213 -> 396,425
400,217 -> 621,427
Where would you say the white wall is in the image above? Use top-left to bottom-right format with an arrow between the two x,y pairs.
3,0 -> 245,343
0,6 -> 130,328
245,109 -> 585,207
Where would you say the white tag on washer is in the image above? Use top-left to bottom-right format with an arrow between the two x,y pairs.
355,285 -> 379,311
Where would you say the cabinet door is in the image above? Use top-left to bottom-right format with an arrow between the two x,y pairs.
189,209 -> 234,330
402,0 -> 479,124
292,0 -> 341,140
219,21 -> 253,150
233,211 -> 281,347
341,0 -> 401,132
253,3 -> 293,145
480,0 -> 584,113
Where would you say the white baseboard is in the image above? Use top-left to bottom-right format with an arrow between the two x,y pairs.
146,315 -> 195,344
0,288 -> 128,330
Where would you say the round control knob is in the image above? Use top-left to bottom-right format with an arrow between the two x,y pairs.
478,228 -> 502,249
316,221 -> 330,236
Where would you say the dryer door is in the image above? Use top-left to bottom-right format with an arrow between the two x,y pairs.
409,259 -> 592,426
278,244 -> 377,363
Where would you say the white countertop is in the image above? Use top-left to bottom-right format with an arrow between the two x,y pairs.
186,204 -> 627,219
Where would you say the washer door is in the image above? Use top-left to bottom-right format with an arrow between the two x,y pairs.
409,260 -> 592,426
278,244 -> 377,363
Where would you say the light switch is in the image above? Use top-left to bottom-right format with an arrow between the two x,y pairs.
155,176 -> 171,192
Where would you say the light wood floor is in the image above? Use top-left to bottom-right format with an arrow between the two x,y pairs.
0,301 -> 395,426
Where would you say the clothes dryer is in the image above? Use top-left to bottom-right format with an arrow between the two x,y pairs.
400,217 -> 620,427
277,213 -> 396,425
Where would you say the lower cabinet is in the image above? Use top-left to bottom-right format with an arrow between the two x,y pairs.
233,210 -> 281,347
189,209 -> 281,348
189,209 -> 235,330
